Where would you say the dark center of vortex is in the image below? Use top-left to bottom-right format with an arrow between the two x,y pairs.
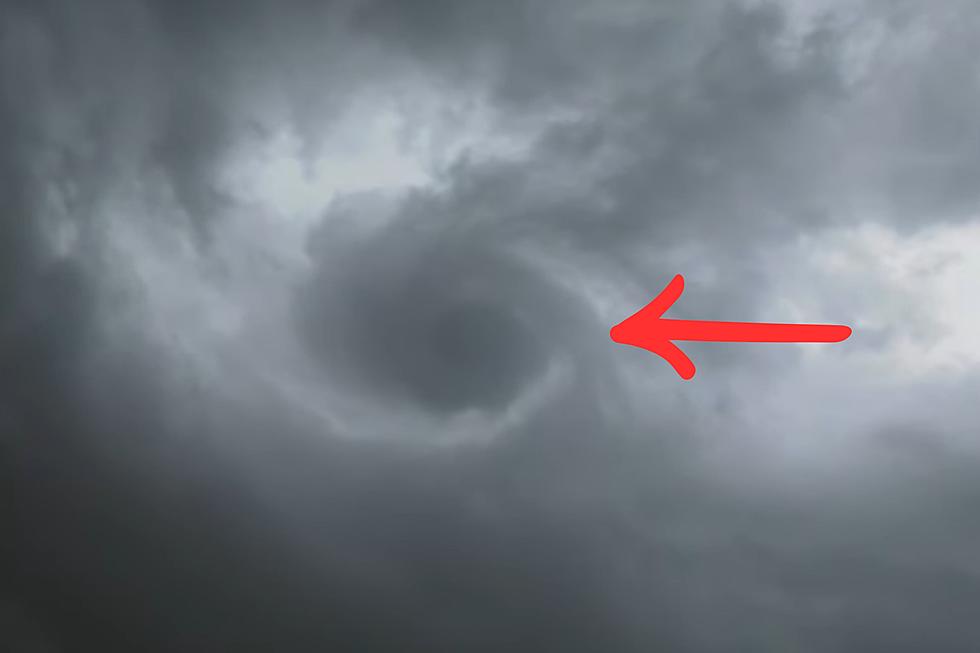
403,302 -> 545,412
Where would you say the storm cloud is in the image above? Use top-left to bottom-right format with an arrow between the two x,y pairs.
3,0 -> 980,650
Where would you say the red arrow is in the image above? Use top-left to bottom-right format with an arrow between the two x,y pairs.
610,275 -> 851,380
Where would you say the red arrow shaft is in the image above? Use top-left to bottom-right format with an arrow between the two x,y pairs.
658,319 -> 851,343
610,275 -> 852,379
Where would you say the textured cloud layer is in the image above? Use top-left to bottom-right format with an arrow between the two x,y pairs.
3,1 -> 980,651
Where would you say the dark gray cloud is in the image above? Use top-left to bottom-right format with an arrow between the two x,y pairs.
4,0 -> 980,651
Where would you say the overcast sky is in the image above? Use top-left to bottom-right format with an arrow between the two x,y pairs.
3,0 -> 980,650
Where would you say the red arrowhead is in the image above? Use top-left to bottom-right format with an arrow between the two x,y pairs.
610,275 -> 852,380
